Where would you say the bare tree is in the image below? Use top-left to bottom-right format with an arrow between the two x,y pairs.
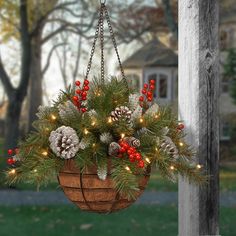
0,0 -> 31,149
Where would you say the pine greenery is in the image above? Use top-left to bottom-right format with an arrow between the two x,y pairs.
5,76 -> 206,199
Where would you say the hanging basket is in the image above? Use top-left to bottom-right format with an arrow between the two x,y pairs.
58,160 -> 150,213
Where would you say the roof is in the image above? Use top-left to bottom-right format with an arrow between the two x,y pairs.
123,40 -> 178,69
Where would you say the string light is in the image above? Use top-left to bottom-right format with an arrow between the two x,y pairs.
42,151 -> 48,156
84,129 -> 89,135
121,133 -> 125,139
92,143 -> 96,147
9,169 -> 16,174
91,121 -> 96,126
155,147 -> 158,151
196,164 -> 202,169
170,166 -> 175,170
33,169 -> 37,173
155,114 -> 160,119
139,117 -> 144,123
145,158 -> 151,164
125,166 -> 131,172
179,142 -> 184,147
50,114 -> 57,121
108,117 -> 112,123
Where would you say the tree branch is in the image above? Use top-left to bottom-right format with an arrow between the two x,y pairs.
42,42 -> 66,75
0,56 -> 13,97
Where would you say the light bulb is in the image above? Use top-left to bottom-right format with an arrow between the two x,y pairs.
125,166 -> 131,171
9,169 -> 16,174
121,133 -> 125,139
179,142 -> 184,147
196,164 -> 202,169
108,117 -> 112,123
84,129 -> 89,135
42,151 -> 48,156
145,158 -> 151,164
170,166 -> 175,170
91,121 -> 96,126
50,114 -> 57,120
139,118 -> 144,123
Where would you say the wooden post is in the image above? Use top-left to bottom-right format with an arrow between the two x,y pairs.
178,1 -> 219,235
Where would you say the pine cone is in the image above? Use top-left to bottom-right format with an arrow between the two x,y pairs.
108,142 -> 121,156
100,132 -> 113,144
160,136 -> 178,159
49,126 -> 80,159
124,137 -> 140,148
110,106 -> 132,124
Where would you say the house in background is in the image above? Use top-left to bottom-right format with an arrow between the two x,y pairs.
123,39 -> 178,106
122,4 -> 236,158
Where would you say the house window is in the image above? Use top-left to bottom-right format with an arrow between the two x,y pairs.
147,73 -> 169,99
126,74 -> 140,92
220,122 -> 231,141
159,74 -> 168,98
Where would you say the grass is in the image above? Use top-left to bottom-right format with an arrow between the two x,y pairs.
0,205 -> 235,236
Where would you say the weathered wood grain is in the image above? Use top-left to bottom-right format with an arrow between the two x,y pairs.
178,0 -> 219,235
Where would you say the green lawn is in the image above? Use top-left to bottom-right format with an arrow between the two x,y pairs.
0,205 -> 235,236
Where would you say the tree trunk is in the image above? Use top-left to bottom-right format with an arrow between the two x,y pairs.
4,92 -> 23,150
28,32 -> 42,131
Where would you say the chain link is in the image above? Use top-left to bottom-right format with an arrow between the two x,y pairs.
100,4 -> 105,83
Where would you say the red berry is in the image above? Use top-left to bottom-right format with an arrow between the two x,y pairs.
150,84 -> 155,90
81,91 -> 87,97
147,91 -> 152,97
81,108 -> 87,113
178,123 -> 185,130
75,81 -> 81,86
119,147 -> 126,153
144,83 -> 148,89
81,96 -> 87,101
138,160 -> 145,168
84,85 -> 89,91
150,80 -> 155,85
129,147 -> 136,153
7,158 -> 14,165
129,154 -> 135,159
127,149 -> 133,155
73,96 -> 79,102
139,96 -> 144,102
7,149 -> 13,155
135,153 -> 142,160
141,89 -> 147,94
147,96 -> 152,102
76,89 -> 81,95
84,79 -> 89,85
123,143 -> 129,150
129,156 -> 135,162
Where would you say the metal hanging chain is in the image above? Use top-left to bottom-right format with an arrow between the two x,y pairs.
84,4 -> 104,80
85,2 -> 127,86
103,5 -> 126,83
100,4 -> 105,83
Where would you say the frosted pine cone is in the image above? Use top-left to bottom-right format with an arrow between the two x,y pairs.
160,136 -> 179,159
100,132 -> 113,144
49,126 -> 79,159
110,106 -> 132,124
124,137 -> 140,148
97,164 -> 107,180
58,101 -> 78,121
108,142 -> 121,156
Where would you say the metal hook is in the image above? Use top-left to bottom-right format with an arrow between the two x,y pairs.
100,0 -> 106,4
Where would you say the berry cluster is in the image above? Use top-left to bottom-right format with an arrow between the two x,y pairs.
118,140 -> 145,168
139,79 -> 156,106
72,79 -> 90,113
6,148 -> 19,165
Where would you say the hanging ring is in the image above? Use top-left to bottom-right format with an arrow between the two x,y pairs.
100,0 -> 106,4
